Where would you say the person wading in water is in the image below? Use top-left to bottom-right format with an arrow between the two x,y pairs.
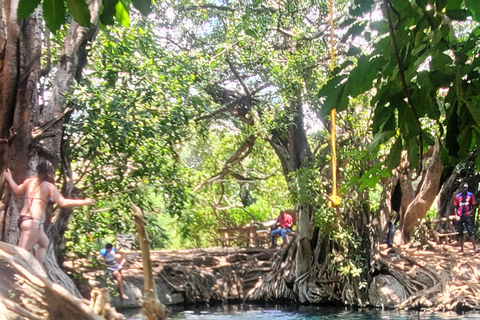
3,159 -> 94,265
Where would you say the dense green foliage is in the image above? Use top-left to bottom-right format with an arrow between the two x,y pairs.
43,0 -> 479,270
18,0 -> 152,32
321,0 -> 480,179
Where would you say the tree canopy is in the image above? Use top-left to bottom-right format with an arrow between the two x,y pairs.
321,0 -> 480,176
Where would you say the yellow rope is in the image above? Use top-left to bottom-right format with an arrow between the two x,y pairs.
328,0 -> 341,208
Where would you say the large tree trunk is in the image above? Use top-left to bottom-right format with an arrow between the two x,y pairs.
398,140 -> 444,242
269,96 -> 314,303
0,2 -> 42,244
42,0 -> 102,275
0,0 -> 101,296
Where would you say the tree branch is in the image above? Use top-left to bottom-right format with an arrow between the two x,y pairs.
194,135 -> 257,191
226,58 -> 251,97
195,83 -> 272,122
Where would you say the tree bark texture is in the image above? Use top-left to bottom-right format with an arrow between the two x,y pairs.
131,202 -> 167,320
0,242 -> 103,320
400,140 -> 444,242
0,0 -> 101,296
0,2 -> 42,246
268,97 -> 315,303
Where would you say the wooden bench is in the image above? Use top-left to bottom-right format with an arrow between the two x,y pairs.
219,226 -> 266,247
433,215 -> 459,244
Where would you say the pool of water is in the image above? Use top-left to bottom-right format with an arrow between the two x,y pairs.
123,304 -> 480,320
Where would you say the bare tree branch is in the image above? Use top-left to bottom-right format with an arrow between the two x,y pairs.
195,83 -> 272,122
227,58 -> 251,97
194,135 -> 257,191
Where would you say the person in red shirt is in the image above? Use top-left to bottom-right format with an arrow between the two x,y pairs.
270,210 -> 293,247
453,183 -> 477,252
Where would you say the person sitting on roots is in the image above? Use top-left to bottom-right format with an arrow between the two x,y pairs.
270,210 -> 293,248
100,243 -> 129,299
3,159 -> 94,265
454,182 -> 477,253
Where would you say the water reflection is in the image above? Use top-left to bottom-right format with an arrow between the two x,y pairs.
122,304 -> 480,320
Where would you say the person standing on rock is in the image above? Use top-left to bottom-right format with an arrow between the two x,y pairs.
454,182 -> 477,253
100,243 -> 129,299
3,159 -> 94,265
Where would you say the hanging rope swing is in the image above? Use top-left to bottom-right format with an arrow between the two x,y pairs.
327,0 -> 342,208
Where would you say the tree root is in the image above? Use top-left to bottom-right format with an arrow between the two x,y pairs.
375,244 -> 480,311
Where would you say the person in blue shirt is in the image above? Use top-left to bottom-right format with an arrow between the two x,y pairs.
453,183 -> 477,253
100,243 -> 128,299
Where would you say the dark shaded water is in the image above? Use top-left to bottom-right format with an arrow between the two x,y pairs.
123,304 -> 480,319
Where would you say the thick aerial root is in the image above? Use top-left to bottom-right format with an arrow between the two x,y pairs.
374,244 -> 480,311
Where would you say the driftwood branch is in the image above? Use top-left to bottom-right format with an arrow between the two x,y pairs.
131,202 -> 167,320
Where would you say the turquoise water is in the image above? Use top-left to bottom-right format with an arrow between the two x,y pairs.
124,305 -> 480,319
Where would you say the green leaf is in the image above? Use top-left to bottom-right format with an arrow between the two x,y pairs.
100,0 -> 118,25
367,130 -> 395,154
423,131 -> 435,147
465,97 -> 480,130
435,0 -> 447,10
245,29 -> 258,38
385,137 -> 403,170
65,0 -> 91,27
445,9 -> 471,21
476,130 -> 480,170
346,46 -> 362,56
318,75 -> 347,98
372,104 -> 395,134
457,120 -> 472,158
115,1 -> 130,27
390,0 -> 410,11
131,0 -> 151,16
18,0 -> 41,20
407,136 -> 420,170
398,103 -> 418,139
43,0 -> 66,32
466,0 -> 480,21
343,24 -> 366,42
347,56 -> 382,98
445,104 -> 460,157
319,82 -> 347,117
370,21 -> 389,35
446,0 -> 463,10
